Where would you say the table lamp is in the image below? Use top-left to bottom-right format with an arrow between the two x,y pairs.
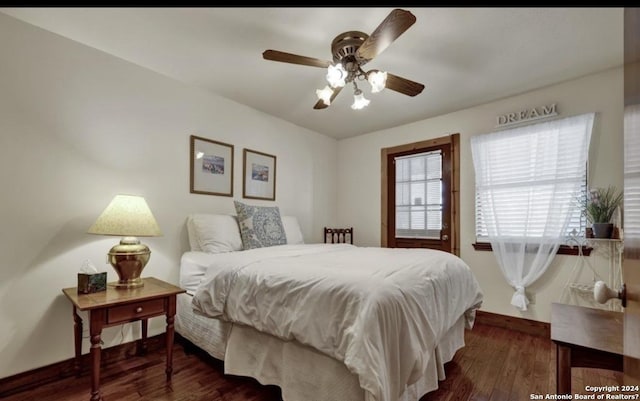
88,194 -> 162,289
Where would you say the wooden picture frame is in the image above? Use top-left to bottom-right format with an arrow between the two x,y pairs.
243,148 -> 276,201
190,135 -> 234,196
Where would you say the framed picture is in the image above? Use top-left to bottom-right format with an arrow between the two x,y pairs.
190,135 -> 234,196
243,148 -> 277,201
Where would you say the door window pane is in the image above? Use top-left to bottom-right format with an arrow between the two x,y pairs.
395,150 -> 442,239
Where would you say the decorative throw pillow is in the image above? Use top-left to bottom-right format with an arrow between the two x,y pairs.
234,201 -> 287,250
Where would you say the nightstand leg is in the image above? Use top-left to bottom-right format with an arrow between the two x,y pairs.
72,306 -> 82,377
89,309 -> 104,401
137,319 -> 148,356
165,295 -> 177,380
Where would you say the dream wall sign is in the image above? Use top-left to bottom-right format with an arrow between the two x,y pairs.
496,103 -> 558,128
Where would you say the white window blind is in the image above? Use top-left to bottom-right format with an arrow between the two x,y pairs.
473,113 -> 593,241
625,104 -> 640,238
395,150 -> 442,239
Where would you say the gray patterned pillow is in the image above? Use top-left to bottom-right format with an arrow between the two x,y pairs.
234,201 -> 287,250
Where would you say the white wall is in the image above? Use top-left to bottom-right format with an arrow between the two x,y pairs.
337,67 -> 624,323
0,13 -> 338,378
0,10 -> 624,381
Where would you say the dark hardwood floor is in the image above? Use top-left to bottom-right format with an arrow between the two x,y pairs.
2,323 -> 622,401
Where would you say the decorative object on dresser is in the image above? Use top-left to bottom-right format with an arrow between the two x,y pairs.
62,277 -> 185,401
324,227 -> 353,244
243,148 -> 276,201
77,273 -> 107,294
88,194 -> 162,289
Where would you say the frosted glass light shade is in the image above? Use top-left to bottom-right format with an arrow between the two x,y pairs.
88,195 -> 162,237
368,70 -> 387,93
351,91 -> 370,110
316,85 -> 334,105
326,64 -> 347,88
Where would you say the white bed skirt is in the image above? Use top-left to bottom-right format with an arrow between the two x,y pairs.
175,292 -> 231,360
175,293 -> 466,401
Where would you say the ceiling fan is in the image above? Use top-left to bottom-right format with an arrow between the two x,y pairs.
262,9 -> 425,110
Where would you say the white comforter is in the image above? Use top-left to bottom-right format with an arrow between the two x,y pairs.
191,244 -> 483,401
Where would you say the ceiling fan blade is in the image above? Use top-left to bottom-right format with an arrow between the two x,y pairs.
263,50 -> 332,68
314,86 -> 343,110
385,73 -> 425,97
356,9 -> 416,61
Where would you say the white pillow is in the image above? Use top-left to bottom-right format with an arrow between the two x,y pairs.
186,216 -> 201,251
187,214 -> 243,253
282,215 -> 304,244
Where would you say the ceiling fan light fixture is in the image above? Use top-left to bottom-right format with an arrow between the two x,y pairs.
326,63 -> 347,88
316,85 -> 334,105
262,9 -> 423,111
351,89 -> 370,110
368,70 -> 388,93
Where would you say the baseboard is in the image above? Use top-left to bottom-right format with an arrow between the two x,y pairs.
475,310 -> 550,338
0,334 -> 166,397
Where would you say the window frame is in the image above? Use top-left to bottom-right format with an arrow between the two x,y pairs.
381,134 -> 460,255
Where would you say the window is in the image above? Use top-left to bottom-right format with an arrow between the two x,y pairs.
395,150 -> 442,239
472,113 -> 594,243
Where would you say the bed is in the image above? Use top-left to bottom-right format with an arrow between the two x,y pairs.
175,211 -> 483,401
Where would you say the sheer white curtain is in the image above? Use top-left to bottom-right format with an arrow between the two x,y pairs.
471,113 -> 594,311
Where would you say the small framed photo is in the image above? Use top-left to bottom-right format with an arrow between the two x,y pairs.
190,135 -> 234,196
243,148 -> 276,201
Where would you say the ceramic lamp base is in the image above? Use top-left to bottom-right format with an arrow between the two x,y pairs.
108,278 -> 144,289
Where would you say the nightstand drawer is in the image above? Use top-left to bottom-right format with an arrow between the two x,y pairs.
107,299 -> 165,324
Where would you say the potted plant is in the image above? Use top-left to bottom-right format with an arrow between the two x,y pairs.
584,185 -> 623,238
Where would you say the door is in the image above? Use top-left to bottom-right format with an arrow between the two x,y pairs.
381,134 -> 460,255
623,6 -> 640,386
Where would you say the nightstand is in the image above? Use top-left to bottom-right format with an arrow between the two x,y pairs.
62,277 -> 186,401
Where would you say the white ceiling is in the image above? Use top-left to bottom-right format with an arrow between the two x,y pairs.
0,7 -> 623,139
